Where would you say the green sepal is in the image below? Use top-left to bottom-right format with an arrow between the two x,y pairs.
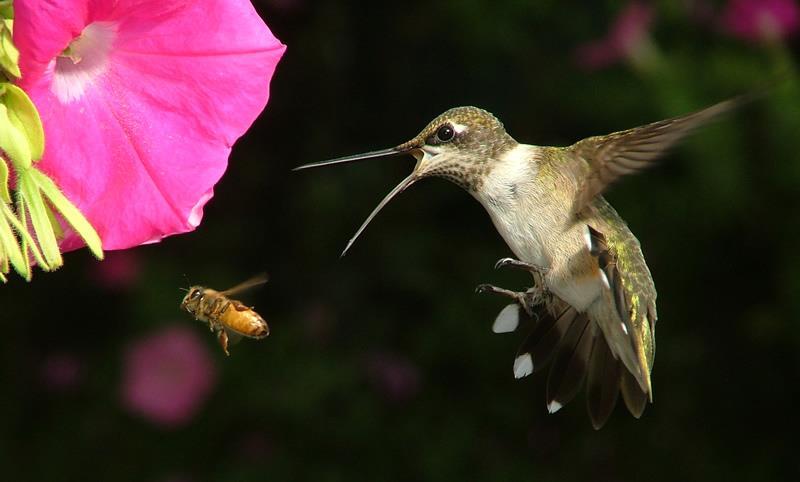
0,156 -> 9,202
29,168 -> 104,260
3,199 -> 42,272
44,200 -> 63,240
0,102 -> 31,169
2,84 -> 44,161
17,170 -> 62,269
0,22 -> 20,79
0,202 -> 28,279
0,237 -> 8,274
15,196 -> 46,271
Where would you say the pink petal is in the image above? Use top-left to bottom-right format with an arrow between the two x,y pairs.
14,0 -> 286,250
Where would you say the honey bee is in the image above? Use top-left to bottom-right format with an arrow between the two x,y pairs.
180,274 -> 270,356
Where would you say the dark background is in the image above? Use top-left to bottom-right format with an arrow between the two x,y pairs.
2,1 -> 799,480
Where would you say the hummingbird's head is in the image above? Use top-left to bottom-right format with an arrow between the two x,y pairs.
396,106 -> 517,190
293,106 -> 517,255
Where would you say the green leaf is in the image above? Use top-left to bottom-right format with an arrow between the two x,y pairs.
30,168 -> 104,260
2,84 -> 44,160
0,204 -> 27,279
17,171 -> 62,269
0,102 -> 31,169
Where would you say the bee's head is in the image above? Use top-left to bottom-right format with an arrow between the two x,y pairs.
180,286 -> 204,311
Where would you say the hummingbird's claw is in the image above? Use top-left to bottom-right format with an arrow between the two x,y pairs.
475,283 -> 518,297
475,283 -> 532,315
494,257 -> 549,274
476,282 -> 550,318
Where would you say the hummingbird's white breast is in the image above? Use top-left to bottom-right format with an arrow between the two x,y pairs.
474,144 -> 603,312
475,144 -> 547,266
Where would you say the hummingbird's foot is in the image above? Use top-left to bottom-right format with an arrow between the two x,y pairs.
494,257 -> 549,274
476,283 -> 542,317
476,283 -> 521,299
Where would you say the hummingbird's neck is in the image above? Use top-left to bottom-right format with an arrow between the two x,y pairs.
474,143 -> 539,205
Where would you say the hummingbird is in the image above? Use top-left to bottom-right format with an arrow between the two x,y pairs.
295,96 -> 744,428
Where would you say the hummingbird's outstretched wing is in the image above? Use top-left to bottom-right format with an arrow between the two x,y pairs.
569,96 -> 743,216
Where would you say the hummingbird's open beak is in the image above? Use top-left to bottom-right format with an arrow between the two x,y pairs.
294,145 -> 428,257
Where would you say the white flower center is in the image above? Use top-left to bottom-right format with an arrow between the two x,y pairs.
52,22 -> 118,103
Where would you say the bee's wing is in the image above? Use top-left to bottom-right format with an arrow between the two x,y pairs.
225,328 -> 244,346
220,273 -> 269,296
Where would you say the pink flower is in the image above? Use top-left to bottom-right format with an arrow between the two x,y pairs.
722,0 -> 800,42
40,352 -> 84,391
13,0 -> 285,251
575,2 -> 655,70
121,325 -> 217,427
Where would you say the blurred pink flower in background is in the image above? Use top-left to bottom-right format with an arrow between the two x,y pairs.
90,249 -> 142,290
365,352 -> 421,403
13,0 -> 286,252
40,352 -> 84,391
121,325 -> 217,427
722,0 -> 800,42
575,2 -> 655,70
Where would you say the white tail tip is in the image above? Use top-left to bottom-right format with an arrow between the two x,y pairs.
513,353 -> 533,379
492,304 -> 520,333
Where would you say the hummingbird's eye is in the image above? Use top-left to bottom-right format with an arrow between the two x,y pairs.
435,124 -> 455,143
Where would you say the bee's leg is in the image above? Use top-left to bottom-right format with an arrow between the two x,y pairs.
216,329 -> 231,356
208,298 -> 222,315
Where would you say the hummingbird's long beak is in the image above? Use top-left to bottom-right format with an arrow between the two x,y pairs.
292,148 -> 403,171
295,144 -> 427,257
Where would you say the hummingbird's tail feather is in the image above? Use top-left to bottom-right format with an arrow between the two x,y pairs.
515,305 -> 577,374
586,337 -> 622,430
545,314 -> 593,414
